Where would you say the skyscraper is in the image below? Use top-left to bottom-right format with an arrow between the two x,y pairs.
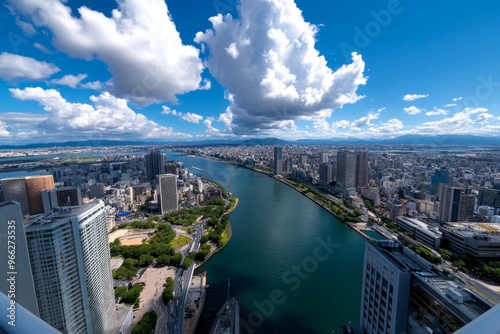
360,240 -> 411,334
360,240 -> 493,334
0,202 -> 39,316
25,175 -> 55,215
145,149 -> 166,182
25,201 -> 116,334
320,152 -> 329,164
273,147 -> 283,175
156,174 -> 178,214
336,150 -> 357,190
318,163 -> 332,184
431,168 -> 450,196
356,151 -> 369,188
0,178 -> 30,215
478,188 -> 500,209
438,186 -> 475,223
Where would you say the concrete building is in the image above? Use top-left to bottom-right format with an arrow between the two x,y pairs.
438,186 -> 475,223
320,152 -> 329,164
89,184 -> 105,199
145,150 -> 166,182
156,174 -> 178,214
440,222 -> 500,260
25,175 -> 55,215
360,240 -> 411,334
25,201 -> 116,334
273,147 -> 283,175
360,240 -> 493,334
0,202 -> 39,316
42,187 -> 82,213
395,216 -> 442,249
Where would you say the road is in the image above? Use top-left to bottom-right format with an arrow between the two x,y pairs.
167,221 -> 205,334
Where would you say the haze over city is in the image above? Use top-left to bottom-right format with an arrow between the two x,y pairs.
0,0 -> 499,145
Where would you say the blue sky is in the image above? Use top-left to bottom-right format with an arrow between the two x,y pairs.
0,0 -> 499,144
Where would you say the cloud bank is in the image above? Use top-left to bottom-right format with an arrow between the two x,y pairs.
0,52 -> 59,80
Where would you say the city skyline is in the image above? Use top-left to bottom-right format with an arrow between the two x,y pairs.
0,0 -> 498,145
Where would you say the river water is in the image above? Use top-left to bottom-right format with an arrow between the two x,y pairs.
168,154 -> 366,334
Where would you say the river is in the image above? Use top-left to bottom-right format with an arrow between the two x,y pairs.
0,151 -> 367,333
168,154 -> 366,334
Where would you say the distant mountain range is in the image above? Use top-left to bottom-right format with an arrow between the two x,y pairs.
0,135 -> 498,150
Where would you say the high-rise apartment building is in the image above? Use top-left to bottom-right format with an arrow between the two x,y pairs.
145,150 -> 166,182
336,150 -> 357,190
156,174 -> 178,214
299,154 -> 308,167
42,187 -> 82,214
24,201 -> 116,334
0,202 -> 39,316
438,186 -> 475,223
25,175 -> 55,215
273,147 -> 283,175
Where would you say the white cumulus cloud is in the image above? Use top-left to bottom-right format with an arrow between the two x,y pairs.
50,73 -> 88,88
9,87 -> 189,141
425,108 -> 447,116
195,0 -> 366,134
404,106 -> 423,115
0,52 -> 60,81
416,107 -> 490,134
403,93 -> 428,101
181,112 -> 204,124
9,0 -> 205,106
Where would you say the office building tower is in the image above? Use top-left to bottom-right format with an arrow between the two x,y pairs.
299,154 -> 308,167
145,150 -> 166,182
360,240 -> 411,334
42,187 -> 82,213
0,178 -> 30,216
318,163 -> 333,183
25,175 -> 55,215
336,150 -> 357,190
273,147 -> 283,175
284,158 -> 293,173
156,174 -> 178,214
356,151 -> 369,188
438,186 -> 475,223
320,152 -> 329,164
431,168 -> 450,196
478,188 -> 500,209
25,201 -> 116,334
89,184 -> 105,199
165,162 -> 177,174
0,202 -> 39,316
360,240 -> 493,334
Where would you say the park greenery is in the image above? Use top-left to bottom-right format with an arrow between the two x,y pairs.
115,283 -> 144,306
161,277 -> 175,305
131,310 -> 157,334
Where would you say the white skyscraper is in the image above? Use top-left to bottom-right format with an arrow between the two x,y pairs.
0,201 -> 39,316
25,200 -> 116,334
156,174 -> 178,214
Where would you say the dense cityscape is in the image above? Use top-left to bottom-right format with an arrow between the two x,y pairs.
0,142 -> 499,333
1,0 -> 499,333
